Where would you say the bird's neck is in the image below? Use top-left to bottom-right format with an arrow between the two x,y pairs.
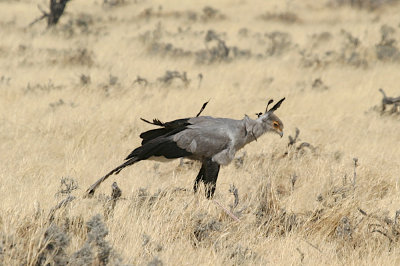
244,116 -> 267,143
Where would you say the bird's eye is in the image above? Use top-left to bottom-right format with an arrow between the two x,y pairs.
273,121 -> 279,128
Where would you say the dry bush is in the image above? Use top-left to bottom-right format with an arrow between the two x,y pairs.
265,31 -> 293,57
139,25 -> 251,64
23,80 -> 64,94
0,179 -> 126,265
157,70 -> 190,87
135,6 -> 226,23
377,88 -> 400,115
61,48 -> 95,67
376,25 -> 400,62
300,30 -> 371,69
258,11 -> 301,24
329,0 -> 400,10
60,13 -> 97,37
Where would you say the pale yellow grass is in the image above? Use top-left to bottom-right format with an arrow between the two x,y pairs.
1,0 -> 400,265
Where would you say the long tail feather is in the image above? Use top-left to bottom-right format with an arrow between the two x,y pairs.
85,157 -> 139,197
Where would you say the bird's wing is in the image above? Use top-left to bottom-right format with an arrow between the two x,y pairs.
139,118 -> 191,145
173,117 -> 238,159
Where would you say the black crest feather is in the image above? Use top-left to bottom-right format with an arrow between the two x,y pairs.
267,98 -> 285,113
265,99 -> 274,113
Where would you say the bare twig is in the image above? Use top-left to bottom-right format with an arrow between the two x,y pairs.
288,128 -> 300,146
297,142 -> 315,152
38,4 -> 49,15
132,75 -> 148,87
379,88 -> 400,113
284,128 -> 316,158
197,73 -> 203,89
296,247 -> 305,263
302,239 -> 322,253
229,184 -> 239,210
29,0 -> 71,28
353,157 -> 358,189
395,210 -> 400,225
157,71 -> 190,87
290,173 -> 298,191
55,177 -> 78,197
28,6 -> 48,27
48,195 -> 76,222
212,199 -> 240,222
372,229 -> 393,244
358,208 -> 368,216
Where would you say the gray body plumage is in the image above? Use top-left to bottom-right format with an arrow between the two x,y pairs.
173,114 -> 282,165
86,98 -> 285,198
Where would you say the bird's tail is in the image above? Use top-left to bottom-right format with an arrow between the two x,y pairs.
85,157 -> 139,197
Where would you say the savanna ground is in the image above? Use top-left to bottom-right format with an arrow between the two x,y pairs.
1,0 -> 400,265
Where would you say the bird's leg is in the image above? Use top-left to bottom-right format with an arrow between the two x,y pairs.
193,163 -> 205,193
193,159 -> 220,198
203,159 -> 220,199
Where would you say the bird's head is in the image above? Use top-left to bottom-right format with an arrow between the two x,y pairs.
258,98 -> 285,137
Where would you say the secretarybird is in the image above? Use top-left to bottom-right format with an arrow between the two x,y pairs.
86,98 -> 285,198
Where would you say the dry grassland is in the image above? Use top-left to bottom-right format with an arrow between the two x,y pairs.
1,0 -> 400,265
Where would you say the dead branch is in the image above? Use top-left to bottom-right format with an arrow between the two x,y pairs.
290,173 -> 298,191
353,157 -> 358,189
157,70 -> 190,87
372,229 -> 393,244
283,128 -> 316,158
288,128 -> 300,146
55,177 -> 78,197
229,184 -> 239,211
28,6 -> 48,27
48,195 -> 75,222
296,247 -> 305,263
379,88 -> 400,113
29,0 -> 71,28
212,199 -> 240,222
358,208 -> 368,216
296,142 -> 315,152
204,30 -> 229,61
197,73 -> 203,89
395,210 -> 400,225
302,239 -> 323,253
132,75 -> 148,87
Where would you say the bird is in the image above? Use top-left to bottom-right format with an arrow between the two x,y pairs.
86,98 -> 285,198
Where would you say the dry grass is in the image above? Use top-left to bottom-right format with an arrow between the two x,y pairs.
1,0 -> 400,265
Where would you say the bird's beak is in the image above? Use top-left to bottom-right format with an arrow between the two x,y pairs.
276,127 -> 283,138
